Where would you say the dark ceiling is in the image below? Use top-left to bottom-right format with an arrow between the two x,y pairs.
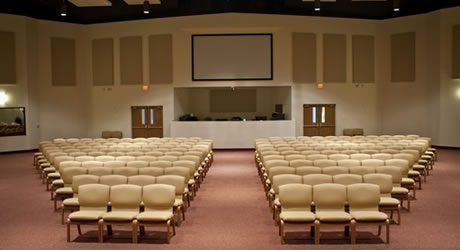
1,0 -> 460,24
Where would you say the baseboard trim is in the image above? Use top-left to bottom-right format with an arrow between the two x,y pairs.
0,149 -> 38,155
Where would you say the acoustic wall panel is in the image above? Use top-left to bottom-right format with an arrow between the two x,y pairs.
292,32 -> 317,83
453,25 -> 460,78
210,88 -> 256,113
51,37 -> 76,86
391,32 -> 416,82
92,38 -> 114,86
0,31 -> 16,84
120,36 -> 143,85
149,34 -> 173,84
352,35 -> 375,83
323,34 -> 346,83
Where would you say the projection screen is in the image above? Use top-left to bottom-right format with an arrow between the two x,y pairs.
192,34 -> 273,81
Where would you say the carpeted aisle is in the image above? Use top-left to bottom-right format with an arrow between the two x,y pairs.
0,149 -> 460,249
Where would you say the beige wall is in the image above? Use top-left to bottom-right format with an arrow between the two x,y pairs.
1,8 -> 459,151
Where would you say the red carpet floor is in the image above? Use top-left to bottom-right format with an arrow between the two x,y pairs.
0,149 -> 459,249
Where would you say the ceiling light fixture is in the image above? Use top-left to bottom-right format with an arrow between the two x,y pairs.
314,0 -> 321,12
60,0 -> 67,17
393,0 -> 400,12
143,0 -> 150,14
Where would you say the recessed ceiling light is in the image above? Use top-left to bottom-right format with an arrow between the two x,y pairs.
143,0 -> 150,14
314,0 -> 320,11
60,0 -> 67,16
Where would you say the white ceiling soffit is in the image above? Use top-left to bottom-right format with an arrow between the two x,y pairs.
68,0 -> 112,7
123,0 -> 162,5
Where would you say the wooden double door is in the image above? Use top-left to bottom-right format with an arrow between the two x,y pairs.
303,104 -> 336,136
131,106 -> 163,138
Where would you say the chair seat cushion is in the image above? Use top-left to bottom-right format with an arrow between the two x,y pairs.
380,197 -> 400,206
280,211 -> 316,222
316,211 -> 351,222
412,165 -> 425,171
69,210 -> 106,221
273,198 -> 280,207
56,187 -> 73,195
392,187 -> 409,194
103,211 -> 138,222
52,179 -> 64,185
63,197 -> 79,206
402,178 -> 415,185
174,199 -> 184,207
48,173 -> 61,178
43,167 -> 56,172
408,170 -> 420,177
351,211 -> 388,222
137,211 -> 173,222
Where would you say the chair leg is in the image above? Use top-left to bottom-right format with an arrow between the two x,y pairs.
132,220 -> 138,243
386,220 -> 390,243
77,224 -> 82,235
350,221 -> 356,244
166,220 -> 171,244
314,221 -> 320,245
378,225 -> 381,235
61,206 -> 65,225
98,220 -> 104,243
67,221 -> 71,242
397,206 -> 401,225
279,220 -> 284,244
407,193 -> 411,212
172,219 -> 176,236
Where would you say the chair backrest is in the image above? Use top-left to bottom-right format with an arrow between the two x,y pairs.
279,184 -> 313,211
347,183 -> 381,212
371,153 -> 393,161
142,184 -> 176,211
116,156 -> 136,162
375,166 -> 403,187
99,174 -> 128,186
72,174 -> 99,194
328,154 -> 350,161
268,167 -> 296,181
302,174 -> 333,185
337,159 -> 361,167
284,154 -> 306,161
150,160 -> 172,168
54,156 -> 74,170
128,175 -> 156,186
109,184 -> 142,211
322,166 -> 349,176
61,167 -> 88,186
81,161 -> 104,168
272,174 -> 303,194
75,156 -> 95,162
385,159 -> 410,177
103,160 -> 126,168
363,173 -> 393,197
333,174 -> 363,185
313,183 -> 347,211
349,166 -> 375,176
164,167 -> 191,183
87,167 -> 113,176
265,159 -> 289,169
158,155 -> 179,162
306,154 -> 328,161
126,160 -> 149,168
361,159 -> 385,167
136,156 -> 157,162
295,166 -> 322,176
289,159 -> 313,168
112,167 -> 139,177
313,159 -> 337,168
95,155 -> 115,162
156,175 -> 186,196
78,184 -> 110,211
173,160 -> 197,170
350,153 -> 371,161
138,167 -> 164,176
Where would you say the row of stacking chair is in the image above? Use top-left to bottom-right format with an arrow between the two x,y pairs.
278,183 -> 390,244
54,163 -> 197,212
270,172 -> 404,225
62,175 -> 188,226
67,183 -> 179,244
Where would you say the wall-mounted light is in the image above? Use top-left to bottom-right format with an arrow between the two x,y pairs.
314,0 -> 321,12
393,0 -> 400,12
60,0 -> 67,16
0,91 -> 9,105
143,0 -> 150,14
142,84 -> 149,91
317,83 -> 324,89
456,88 -> 460,99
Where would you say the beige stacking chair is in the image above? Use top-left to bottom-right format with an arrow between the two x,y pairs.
113,167 -> 139,177
328,154 -> 350,161
350,153 -> 371,161
88,167 -> 113,176
54,167 -> 87,211
158,155 -> 179,162
95,156 -> 115,162
270,174 -> 303,221
302,174 -> 333,186
127,161 -> 149,168
289,159 -> 313,168
82,161 -> 104,169
102,184 -> 142,243
347,183 -> 390,244
363,174 -> 401,225
128,175 -> 156,186
361,159 -> 385,167
313,183 -> 353,244
156,175 -> 187,223
372,153 -> 393,161
116,156 -> 136,162
284,154 -> 306,161
99,175 -> 128,186
67,184 -> 110,243
103,160 -> 126,168
349,167 -> 375,176
61,174 -> 99,224
322,167 -> 349,176
313,159 -> 337,168
137,184 -> 177,243
376,166 -> 411,211
150,160 -> 173,169
279,184 -> 318,244
307,154 -> 328,161
337,159 -> 360,167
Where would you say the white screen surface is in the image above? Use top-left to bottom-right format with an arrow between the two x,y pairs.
192,34 -> 272,80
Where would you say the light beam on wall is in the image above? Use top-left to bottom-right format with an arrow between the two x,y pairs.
0,91 -> 9,105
